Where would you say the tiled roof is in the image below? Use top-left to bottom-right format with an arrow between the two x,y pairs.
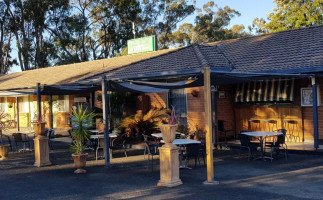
0,48 -> 175,90
88,25 -> 323,80
87,44 -> 230,80
206,25 -> 323,73
1,25 -> 323,91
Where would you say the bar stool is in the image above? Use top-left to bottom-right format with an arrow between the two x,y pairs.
248,119 -> 261,131
263,120 -> 278,132
283,120 -> 300,142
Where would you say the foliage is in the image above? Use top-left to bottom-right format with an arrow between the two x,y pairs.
70,105 -> 96,154
0,1 -> 17,74
3,0 -> 251,73
168,106 -> 177,125
119,108 -> 167,136
170,1 -> 250,46
250,0 -> 323,34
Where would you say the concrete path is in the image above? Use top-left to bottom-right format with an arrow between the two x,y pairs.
1,140 -> 323,200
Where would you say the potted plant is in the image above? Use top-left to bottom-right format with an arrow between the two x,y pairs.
159,106 -> 178,147
32,116 -> 47,138
70,105 -> 96,174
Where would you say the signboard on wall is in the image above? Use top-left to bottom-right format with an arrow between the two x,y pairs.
301,87 -> 321,106
127,36 -> 156,55
74,97 -> 87,103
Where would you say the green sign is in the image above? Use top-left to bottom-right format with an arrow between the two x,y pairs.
127,36 -> 156,55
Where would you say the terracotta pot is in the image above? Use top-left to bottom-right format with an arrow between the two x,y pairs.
0,144 -> 10,160
159,124 -> 178,147
32,122 -> 46,138
72,153 -> 88,174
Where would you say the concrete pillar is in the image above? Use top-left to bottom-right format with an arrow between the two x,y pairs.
34,137 -> 51,167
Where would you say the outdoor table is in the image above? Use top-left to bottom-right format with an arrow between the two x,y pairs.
160,139 -> 201,169
89,129 -> 101,134
151,132 -> 185,139
240,131 -> 283,161
90,133 -> 118,160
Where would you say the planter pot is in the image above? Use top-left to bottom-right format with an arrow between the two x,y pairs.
32,122 -> 46,138
0,144 -> 10,160
159,124 -> 178,147
72,153 -> 88,174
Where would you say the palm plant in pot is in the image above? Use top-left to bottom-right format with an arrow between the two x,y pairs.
70,105 -> 96,174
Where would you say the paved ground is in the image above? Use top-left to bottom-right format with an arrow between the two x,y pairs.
1,139 -> 323,200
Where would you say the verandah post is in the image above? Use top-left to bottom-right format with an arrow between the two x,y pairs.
203,66 -> 218,184
102,76 -> 110,166
311,77 -> 319,149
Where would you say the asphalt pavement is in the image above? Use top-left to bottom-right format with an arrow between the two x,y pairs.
1,139 -> 323,200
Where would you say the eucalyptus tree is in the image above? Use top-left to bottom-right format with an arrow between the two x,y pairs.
5,0 -> 69,70
0,1 -> 16,74
170,1 -> 249,47
251,0 -> 323,34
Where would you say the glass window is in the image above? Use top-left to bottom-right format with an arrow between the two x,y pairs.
0,97 -> 7,113
18,96 -> 29,113
56,95 -> 69,112
168,89 -> 187,125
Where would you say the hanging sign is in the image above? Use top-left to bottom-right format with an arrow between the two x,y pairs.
127,36 -> 156,55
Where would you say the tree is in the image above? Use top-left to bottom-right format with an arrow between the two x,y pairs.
0,1 -> 17,74
137,0 -> 195,49
255,0 -> 323,33
170,1 -> 249,46
5,0 -> 69,71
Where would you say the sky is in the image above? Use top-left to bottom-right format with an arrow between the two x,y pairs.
8,0 -> 276,74
187,0 -> 276,28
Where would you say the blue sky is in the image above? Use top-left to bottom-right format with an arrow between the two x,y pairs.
184,0 -> 276,28
9,0 -> 276,73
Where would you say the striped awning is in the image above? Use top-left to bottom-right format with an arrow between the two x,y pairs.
235,78 -> 294,103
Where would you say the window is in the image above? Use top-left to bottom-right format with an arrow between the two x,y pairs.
168,89 -> 187,125
18,96 -> 29,113
56,95 -> 69,112
0,97 -> 7,113
235,78 -> 294,103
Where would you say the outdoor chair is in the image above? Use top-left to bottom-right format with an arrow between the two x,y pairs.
143,134 -> 161,159
145,140 -> 159,171
218,120 -> 236,143
238,133 -> 260,161
183,143 -> 201,167
12,133 -> 31,152
1,135 -> 13,151
198,142 -> 206,166
110,133 -> 130,158
265,129 -> 288,162
46,129 -> 54,150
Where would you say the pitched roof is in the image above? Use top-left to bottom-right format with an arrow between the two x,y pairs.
86,25 -> 323,81
1,25 -> 323,91
206,25 -> 323,73
85,44 -> 230,80
0,48 -> 176,90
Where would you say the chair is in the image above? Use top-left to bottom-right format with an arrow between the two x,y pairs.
145,140 -> 159,171
110,133 -> 130,158
238,134 -> 260,161
143,134 -> 160,159
265,129 -> 288,162
198,142 -> 206,166
12,133 -> 31,152
1,135 -> 13,151
46,129 -> 54,150
183,143 -> 201,167
218,120 -> 235,143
